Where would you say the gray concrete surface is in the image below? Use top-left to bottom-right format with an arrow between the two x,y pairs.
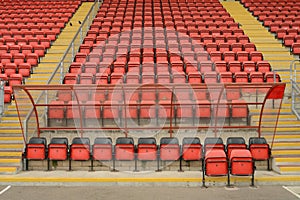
0,185 -> 299,200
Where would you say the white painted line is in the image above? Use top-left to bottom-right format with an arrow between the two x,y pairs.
0,185 -> 11,195
283,186 -> 300,199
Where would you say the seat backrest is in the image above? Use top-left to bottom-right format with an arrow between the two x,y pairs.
160,137 -> 179,145
226,137 -> 245,145
204,137 -> 223,146
94,137 -> 112,145
50,137 -> 68,145
28,137 -> 47,146
72,137 -> 90,145
138,137 -> 156,145
116,137 -> 134,145
249,137 -> 267,145
182,137 -> 200,145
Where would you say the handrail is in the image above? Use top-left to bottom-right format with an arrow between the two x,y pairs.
21,0 -> 100,141
290,59 -> 300,120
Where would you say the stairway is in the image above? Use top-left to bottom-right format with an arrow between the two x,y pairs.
222,1 -> 300,175
0,2 -> 95,174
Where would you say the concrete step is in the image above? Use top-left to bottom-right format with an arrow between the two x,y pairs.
0,167 -> 18,174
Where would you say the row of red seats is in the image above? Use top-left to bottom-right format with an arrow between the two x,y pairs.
24,136 -> 269,185
0,14 -> 71,23
63,71 -> 279,86
0,44 -> 48,56
69,60 -> 271,75
47,100 -> 247,126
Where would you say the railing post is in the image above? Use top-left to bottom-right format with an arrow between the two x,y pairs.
71,42 -> 75,61
0,80 -> 4,115
60,61 -> 64,84
80,27 -> 83,44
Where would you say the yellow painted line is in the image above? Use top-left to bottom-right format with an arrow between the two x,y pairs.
0,167 -> 17,173
264,135 -> 300,139
272,150 -> 300,155
252,115 -> 297,119
280,167 -> 300,172
261,121 -> 300,125
0,152 -> 22,157
0,144 -> 23,149
271,142 -> 300,147
0,130 -> 22,134
276,158 -> 300,162
0,159 -> 21,163
261,127 -> 300,132
0,176 -> 299,183
0,137 -> 23,141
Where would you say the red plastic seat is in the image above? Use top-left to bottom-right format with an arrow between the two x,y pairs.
25,137 -> 47,170
228,61 -> 242,73
64,73 -> 78,84
92,137 -> 113,161
48,137 -> 69,163
202,145 -> 228,186
219,72 -> 233,83
244,43 -> 256,53
231,43 -> 243,53
182,137 -> 202,161
209,51 -> 222,62
4,63 -> 17,77
265,72 -> 280,83
256,61 -> 271,73
229,149 -> 253,176
204,71 -> 218,83
137,137 -> 157,161
69,137 -> 90,170
159,137 -> 180,161
26,53 -> 39,66
13,53 -> 25,66
1,53 -> 12,66
4,86 -> 12,103
115,137 -> 135,161
75,53 -> 87,63
249,137 -> 270,170
249,52 -> 263,62
292,43 -> 300,55
226,137 -> 247,158
48,100 -> 65,125
223,51 -> 236,62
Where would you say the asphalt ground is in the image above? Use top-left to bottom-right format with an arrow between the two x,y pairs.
0,185 -> 299,200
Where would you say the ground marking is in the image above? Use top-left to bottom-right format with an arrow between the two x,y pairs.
0,185 -> 11,195
283,186 -> 300,199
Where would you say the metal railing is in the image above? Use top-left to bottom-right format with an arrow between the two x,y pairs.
290,59 -> 300,120
19,0 -> 101,140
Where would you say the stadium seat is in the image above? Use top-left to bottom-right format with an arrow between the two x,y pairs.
4,86 -> 12,103
113,137 -> 135,171
18,63 -> 32,77
249,137 -> 271,170
180,137 -> 202,171
158,137 -> 180,170
228,149 -> 254,186
204,137 -> 225,153
9,73 -> 23,86
226,137 -> 247,158
91,137 -> 113,171
202,149 -> 228,187
69,137 -> 91,170
48,100 -> 65,127
137,137 -> 157,161
24,137 -> 47,170
47,137 -> 69,170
